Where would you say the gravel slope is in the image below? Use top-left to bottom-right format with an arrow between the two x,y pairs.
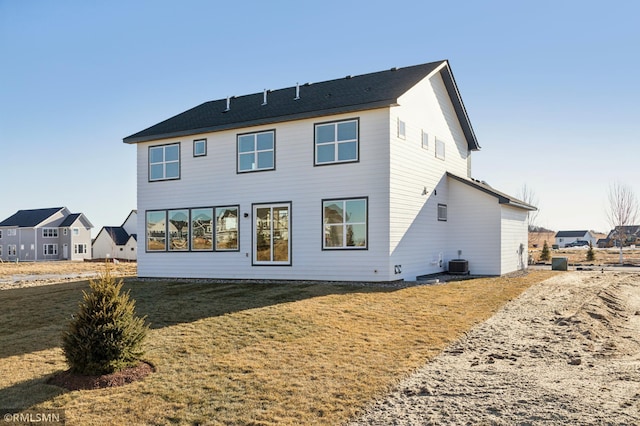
349,272 -> 640,425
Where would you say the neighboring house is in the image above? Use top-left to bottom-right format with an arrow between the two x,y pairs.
92,210 -> 138,260
123,60 -> 535,281
0,207 -> 93,262
599,226 -> 640,248
554,230 -> 598,248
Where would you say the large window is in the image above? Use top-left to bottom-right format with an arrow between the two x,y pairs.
168,209 -> 190,251
323,198 -> 367,249
216,206 -> 239,251
43,244 -> 58,255
237,131 -> 275,172
7,229 -> 16,237
146,211 -> 167,251
149,143 -> 180,181
43,228 -> 58,238
253,203 -> 290,265
191,208 -> 213,251
74,244 -> 87,254
315,119 -> 358,165
7,245 -> 16,256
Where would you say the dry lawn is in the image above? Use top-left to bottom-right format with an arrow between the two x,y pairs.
529,247 -> 640,266
0,269 -> 557,425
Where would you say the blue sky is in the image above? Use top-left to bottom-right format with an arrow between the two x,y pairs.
1,0 -> 638,234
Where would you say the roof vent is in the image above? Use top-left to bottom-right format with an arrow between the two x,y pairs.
224,96 -> 231,112
345,75 -> 352,79
294,82 -> 300,100
390,67 -> 397,71
262,89 -> 268,106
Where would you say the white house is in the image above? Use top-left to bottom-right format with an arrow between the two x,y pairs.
554,230 -> 597,248
91,210 -> 138,261
123,60 -> 534,281
0,207 -> 93,262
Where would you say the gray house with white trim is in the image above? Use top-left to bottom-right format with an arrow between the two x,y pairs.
0,207 -> 93,262
124,60 -> 535,281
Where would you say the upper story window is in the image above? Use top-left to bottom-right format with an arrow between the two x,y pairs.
0,230 -> 2,239
149,143 -> 180,181
73,228 -> 79,236
43,228 -> 58,238
7,229 -> 16,237
315,119 -> 358,165
63,228 -> 68,236
398,118 -> 406,139
323,197 -> 368,249
421,130 -> 429,149
438,204 -> 448,221
237,130 -> 275,173
435,138 -> 445,160
193,139 -> 207,157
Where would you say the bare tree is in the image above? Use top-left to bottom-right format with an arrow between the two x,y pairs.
517,184 -> 540,231
606,182 -> 639,264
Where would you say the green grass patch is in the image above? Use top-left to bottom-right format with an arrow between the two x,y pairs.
0,271 -> 557,425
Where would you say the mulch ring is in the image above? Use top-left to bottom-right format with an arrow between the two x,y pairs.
47,361 -> 155,391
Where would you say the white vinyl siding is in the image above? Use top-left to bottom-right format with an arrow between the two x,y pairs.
136,109 -> 391,281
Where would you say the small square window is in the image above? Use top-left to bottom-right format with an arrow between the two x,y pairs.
194,139 -> 207,157
438,204 -> 447,221
421,130 -> 429,149
398,118 -> 406,139
435,138 -> 445,160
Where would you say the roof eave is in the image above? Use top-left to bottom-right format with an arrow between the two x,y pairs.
438,63 -> 480,152
123,100 -> 398,144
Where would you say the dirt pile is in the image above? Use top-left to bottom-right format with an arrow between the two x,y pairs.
350,272 -> 640,425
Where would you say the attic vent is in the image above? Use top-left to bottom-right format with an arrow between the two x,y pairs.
294,82 -> 300,100
262,89 -> 268,106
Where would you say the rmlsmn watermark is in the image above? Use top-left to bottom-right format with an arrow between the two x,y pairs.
1,409 -> 65,425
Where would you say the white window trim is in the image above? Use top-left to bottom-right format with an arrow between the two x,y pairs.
43,243 -> 58,255
74,243 -> 87,254
8,244 -> 16,256
398,118 -> 406,139
7,229 -> 16,237
43,228 -> 58,238
435,138 -> 446,160
421,130 -> 429,149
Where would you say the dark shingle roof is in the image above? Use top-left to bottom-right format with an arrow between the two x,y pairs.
59,213 -> 81,227
101,226 -> 131,246
0,207 -> 64,227
123,60 -> 479,151
555,230 -> 589,238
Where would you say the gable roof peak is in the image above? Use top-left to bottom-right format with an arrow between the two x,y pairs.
122,59 -> 478,152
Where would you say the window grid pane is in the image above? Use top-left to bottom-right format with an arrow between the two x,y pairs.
315,120 -> 358,164
323,198 -> 367,249
238,131 -> 274,172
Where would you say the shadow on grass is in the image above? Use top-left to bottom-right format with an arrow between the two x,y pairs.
0,278 -> 396,359
0,375 -> 66,409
